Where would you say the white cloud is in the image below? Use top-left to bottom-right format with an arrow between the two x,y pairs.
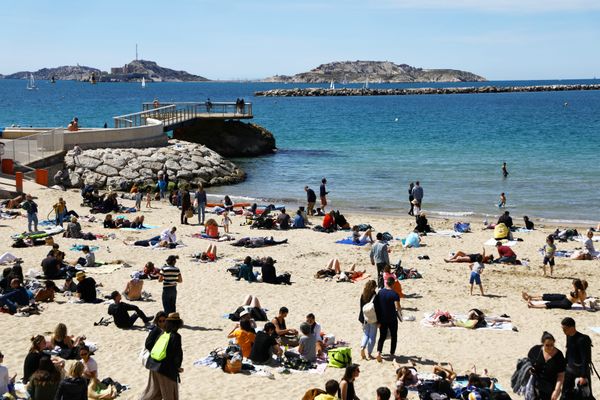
376,0 -> 600,12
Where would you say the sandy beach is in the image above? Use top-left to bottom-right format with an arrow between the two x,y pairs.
1,180 -> 599,399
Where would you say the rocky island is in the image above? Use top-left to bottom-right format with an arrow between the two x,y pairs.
262,60 -> 486,83
1,59 -> 208,82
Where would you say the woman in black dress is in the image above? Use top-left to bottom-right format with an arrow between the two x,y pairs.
408,182 -> 415,216
527,331 -> 565,400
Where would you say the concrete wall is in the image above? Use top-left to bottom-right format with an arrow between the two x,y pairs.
2,119 -> 167,150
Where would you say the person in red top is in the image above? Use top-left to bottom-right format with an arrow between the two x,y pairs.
494,241 -> 517,264
322,211 -> 335,230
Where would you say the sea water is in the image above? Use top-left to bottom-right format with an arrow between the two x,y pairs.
0,79 -> 599,223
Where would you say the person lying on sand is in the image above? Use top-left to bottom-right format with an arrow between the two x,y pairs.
444,248 -> 493,263
190,244 -> 217,262
523,278 -> 588,310
352,225 -> 374,244
314,258 -> 366,281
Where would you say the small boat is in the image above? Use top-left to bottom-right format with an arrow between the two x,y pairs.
141,77 -> 146,88
50,75 -> 56,84
329,80 -> 335,90
26,73 -> 38,90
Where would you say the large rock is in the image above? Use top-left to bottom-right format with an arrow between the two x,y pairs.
119,168 -> 140,180
103,156 -> 127,169
106,176 -> 130,191
77,156 -> 102,169
96,164 -> 119,177
82,171 -> 106,187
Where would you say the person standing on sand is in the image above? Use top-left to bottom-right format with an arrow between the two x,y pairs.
561,317 -> 593,399
305,186 -> 317,217
502,162 -> 509,178
194,185 -> 207,225
370,233 -> 390,289
21,194 -> 38,233
159,255 -> 182,314
469,255 -> 485,296
180,186 -> 191,225
320,178 -> 329,214
374,277 -> 402,363
408,182 -> 415,216
411,181 -> 423,210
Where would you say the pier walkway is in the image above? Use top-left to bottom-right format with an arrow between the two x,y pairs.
114,101 -> 253,130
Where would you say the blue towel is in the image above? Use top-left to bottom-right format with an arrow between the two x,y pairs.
69,245 -> 100,252
120,225 -> 159,231
336,237 -> 368,246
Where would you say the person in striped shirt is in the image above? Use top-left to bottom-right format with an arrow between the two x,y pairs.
159,255 -> 182,314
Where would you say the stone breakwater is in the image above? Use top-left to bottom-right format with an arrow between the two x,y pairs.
63,140 -> 245,190
255,84 -> 600,97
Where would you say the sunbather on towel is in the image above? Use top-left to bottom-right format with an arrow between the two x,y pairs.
231,236 -> 288,248
352,225 -> 373,244
523,278 -> 588,310
314,258 -> 366,281
444,247 -> 494,263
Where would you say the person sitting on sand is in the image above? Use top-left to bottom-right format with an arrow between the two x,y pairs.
0,278 -> 31,314
322,211 -> 336,230
65,217 -> 84,239
237,256 -> 257,282
306,313 -> 325,356
523,279 -> 588,310
157,226 -> 178,249
223,195 -> 234,212
497,211 -> 513,229
315,259 -> 366,281
87,376 -> 118,400
382,265 -> 404,298
352,225 -> 373,245
403,231 -> 421,248
124,277 -> 144,300
79,345 -> 98,380
72,245 -> 95,268
523,216 -> 534,230
292,209 -> 306,229
41,253 -> 66,279
103,214 -> 116,229
494,241 -> 517,264
63,277 -> 77,293
285,322 -> 317,363
107,291 -> 152,329
204,219 -> 220,238
35,280 -> 58,302
276,208 -> 291,230
141,262 -> 160,279
261,256 -> 290,285
415,212 -> 434,233
51,323 -> 86,351
272,306 -> 299,347
249,322 -> 282,366
75,271 -> 98,303
444,248 -> 493,264
227,319 -> 256,358
579,229 -> 599,259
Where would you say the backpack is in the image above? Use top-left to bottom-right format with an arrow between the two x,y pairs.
362,295 -> 378,324
150,332 -> 171,361
381,232 -> 394,242
454,222 -> 471,233
328,347 -> 352,368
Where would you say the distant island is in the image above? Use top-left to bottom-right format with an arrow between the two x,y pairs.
262,60 -> 486,83
1,59 -> 208,82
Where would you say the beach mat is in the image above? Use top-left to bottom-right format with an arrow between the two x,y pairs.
529,300 -> 594,310
120,225 -> 159,231
335,237 -> 369,246
421,313 -> 514,331
484,238 -> 517,246
427,230 -> 462,237
69,244 -> 100,252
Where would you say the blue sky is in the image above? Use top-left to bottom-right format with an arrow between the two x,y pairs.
1,0 -> 599,80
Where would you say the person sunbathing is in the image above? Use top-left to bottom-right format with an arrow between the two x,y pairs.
103,214 -> 117,229
123,277 -> 144,300
130,215 -> 145,229
191,244 -> 217,262
444,248 -> 493,263
352,225 -> 374,244
523,278 -> 588,310
34,280 -> 58,302
231,236 -> 288,248
403,231 -> 421,248
314,258 -> 366,281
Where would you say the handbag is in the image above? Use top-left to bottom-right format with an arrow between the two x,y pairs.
145,356 -> 162,372
185,208 -> 194,218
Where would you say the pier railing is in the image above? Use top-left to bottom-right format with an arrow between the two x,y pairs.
114,101 -> 253,129
3,128 -> 65,165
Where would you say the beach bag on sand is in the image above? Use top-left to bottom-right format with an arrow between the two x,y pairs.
185,208 -> 194,218
328,347 -> 352,368
150,332 -> 171,361
494,223 -> 509,240
454,222 -> 471,233
362,295 -> 378,324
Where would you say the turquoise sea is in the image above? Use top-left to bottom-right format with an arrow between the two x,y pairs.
1,79 -> 599,223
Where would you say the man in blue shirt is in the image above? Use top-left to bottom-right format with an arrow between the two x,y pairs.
21,194 -> 38,232
319,178 -> 329,214
411,181 -> 424,208
370,233 -> 391,288
374,277 -> 402,363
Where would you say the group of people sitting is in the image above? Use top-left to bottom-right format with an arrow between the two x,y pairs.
230,256 -> 292,285
103,214 -> 145,229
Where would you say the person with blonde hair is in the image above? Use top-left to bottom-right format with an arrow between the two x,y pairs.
55,361 -> 87,399
88,377 -> 117,399
51,323 -> 85,351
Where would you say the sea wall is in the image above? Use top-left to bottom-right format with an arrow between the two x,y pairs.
255,84 -> 600,97
62,139 -> 245,190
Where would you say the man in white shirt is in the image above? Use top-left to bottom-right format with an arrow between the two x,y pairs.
306,313 -> 324,356
156,226 -> 177,248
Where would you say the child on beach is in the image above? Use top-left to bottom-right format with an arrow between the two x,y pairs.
145,189 -> 152,209
469,254 -> 485,296
221,211 -> 232,233
498,192 -> 506,208
542,235 -> 556,276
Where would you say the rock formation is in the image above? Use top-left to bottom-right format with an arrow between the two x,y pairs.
262,60 -> 485,83
63,140 -> 245,190
172,120 -> 276,157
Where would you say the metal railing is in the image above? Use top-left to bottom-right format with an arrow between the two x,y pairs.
113,101 -> 253,129
2,128 -> 65,165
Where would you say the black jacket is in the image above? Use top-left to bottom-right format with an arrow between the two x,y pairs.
147,331 -> 183,382
55,377 -> 87,400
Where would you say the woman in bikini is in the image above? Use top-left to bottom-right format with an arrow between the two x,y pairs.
523,279 -> 588,310
444,248 -> 493,263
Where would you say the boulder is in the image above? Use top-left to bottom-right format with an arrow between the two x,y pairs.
119,168 -> 140,180
180,160 -> 199,171
77,156 -> 102,169
82,171 -> 106,187
106,176 -> 131,191
96,164 -> 119,177
103,156 -> 128,169
164,159 -> 181,170
66,171 -> 81,187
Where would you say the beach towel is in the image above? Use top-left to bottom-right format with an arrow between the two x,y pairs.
421,312 -> 514,331
83,263 -> 129,275
516,228 -> 534,233
69,244 -> 100,252
120,225 -> 159,231
11,225 -> 64,240
335,237 -> 369,246
351,272 -> 371,282
590,327 -> 600,335
193,355 -> 275,378
39,219 -> 58,227
538,249 -> 572,258
484,238 -> 517,247
0,212 -> 18,219
428,230 -> 463,238
530,298 -> 599,311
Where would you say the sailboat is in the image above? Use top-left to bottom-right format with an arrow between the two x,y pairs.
26,73 -> 38,90
329,80 -> 335,90
342,75 -> 348,85
141,77 -> 146,88
364,78 -> 369,89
